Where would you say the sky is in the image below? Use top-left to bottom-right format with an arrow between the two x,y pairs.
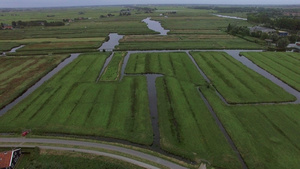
0,0 -> 299,8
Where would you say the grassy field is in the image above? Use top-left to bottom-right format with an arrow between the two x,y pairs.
241,52 -> 300,91
0,55 -> 68,109
0,52 -> 152,145
200,85 -> 300,169
190,51 -> 296,103
125,52 -> 241,168
0,147 -> 143,169
100,52 -> 126,81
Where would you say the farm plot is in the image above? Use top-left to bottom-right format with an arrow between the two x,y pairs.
241,52 -> 300,91
118,34 -> 262,50
125,52 -> 241,168
8,41 -> 102,56
200,85 -> 300,169
0,42 -> 21,53
125,52 -> 205,85
190,51 -> 296,103
0,52 -> 152,145
0,55 -> 68,109
100,52 -> 126,81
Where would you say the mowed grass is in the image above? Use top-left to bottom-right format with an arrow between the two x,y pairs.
0,52 -> 153,145
200,85 -> 300,169
241,52 -> 300,91
100,52 -> 126,81
125,52 -> 241,168
7,41 -> 102,55
0,55 -> 68,109
12,147 -> 144,169
190,51 -> 296,103
125,52 -> 204,85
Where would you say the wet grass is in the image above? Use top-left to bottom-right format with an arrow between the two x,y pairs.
191,51 -> 296,103
241,52 -> 300,91
100,52 -> 126,81
0,55 -> 68,109
200,85 -> 300,169
0,52 -> 152,145
125,52 -> 241,168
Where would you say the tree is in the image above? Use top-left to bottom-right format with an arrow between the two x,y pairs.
277,38 -> 290,49
12,21 -> 16,28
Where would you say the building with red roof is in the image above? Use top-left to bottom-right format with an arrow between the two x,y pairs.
0,149 -> 21,169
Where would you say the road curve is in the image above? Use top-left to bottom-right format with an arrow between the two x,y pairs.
0,137 -> 187,169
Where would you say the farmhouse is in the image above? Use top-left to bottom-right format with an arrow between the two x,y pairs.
0,149 -> 21,169
278,31 -> 289,37
250,26 -> 276,34
2,26 -> 13,30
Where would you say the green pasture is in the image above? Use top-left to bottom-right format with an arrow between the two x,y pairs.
0,55 -> 68,109
125,52 -> 240,168
125,52 -> 204,85
190,51 -> 296,103
100,52 -> 126,81
0,147 -> 142,169
241,52 -> 300,91
0,52 -> 152,145
200,85 -> 300,169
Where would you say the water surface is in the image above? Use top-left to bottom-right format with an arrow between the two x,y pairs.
142,17 -> 169,35
98,33 -> 123,51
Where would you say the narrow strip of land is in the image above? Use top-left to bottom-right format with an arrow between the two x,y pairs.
0,137 -> 187,169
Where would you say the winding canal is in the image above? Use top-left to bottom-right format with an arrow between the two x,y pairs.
142,17 -> 169,35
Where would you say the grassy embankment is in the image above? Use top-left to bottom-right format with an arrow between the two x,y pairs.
0,147 -> 143,169
0,55 -> 68,109
190,51 -> 296,103
0,52 -> 153,145
126,52 -> 241,169
100,52 -> 126,81
241,52 -> 300,91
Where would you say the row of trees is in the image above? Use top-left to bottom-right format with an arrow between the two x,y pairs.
247,13 -> 300,31
227,24 -> 293,49
11,20 -> 64,28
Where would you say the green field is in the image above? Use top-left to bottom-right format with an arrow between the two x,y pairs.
0,52 -> 153,145
126,52 -> 241,168
0,55 -> 68,109
200,85 -> 300,169
241,52 -> 300,91
190,51 -> 296,103
100,52 -> 126,81
0,147 -> 143,169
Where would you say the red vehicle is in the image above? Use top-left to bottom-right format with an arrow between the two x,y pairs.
22,131 -> 29,136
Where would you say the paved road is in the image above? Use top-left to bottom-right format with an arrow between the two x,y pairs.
0,137 -> 187,169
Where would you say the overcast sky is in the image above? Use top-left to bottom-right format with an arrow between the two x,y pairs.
0,0 -> 299,8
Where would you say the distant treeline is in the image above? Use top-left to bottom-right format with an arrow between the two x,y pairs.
247,13 -> 300,31
11,20 -> 64,28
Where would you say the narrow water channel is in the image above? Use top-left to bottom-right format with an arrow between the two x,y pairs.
146,74 -> 163,147
0,53 -> 80,116
142,17 -> 169,35
213,14 -> 247,21
226,50 -> 300,104
96,52 -> 114,82
1,45 -> 25,56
